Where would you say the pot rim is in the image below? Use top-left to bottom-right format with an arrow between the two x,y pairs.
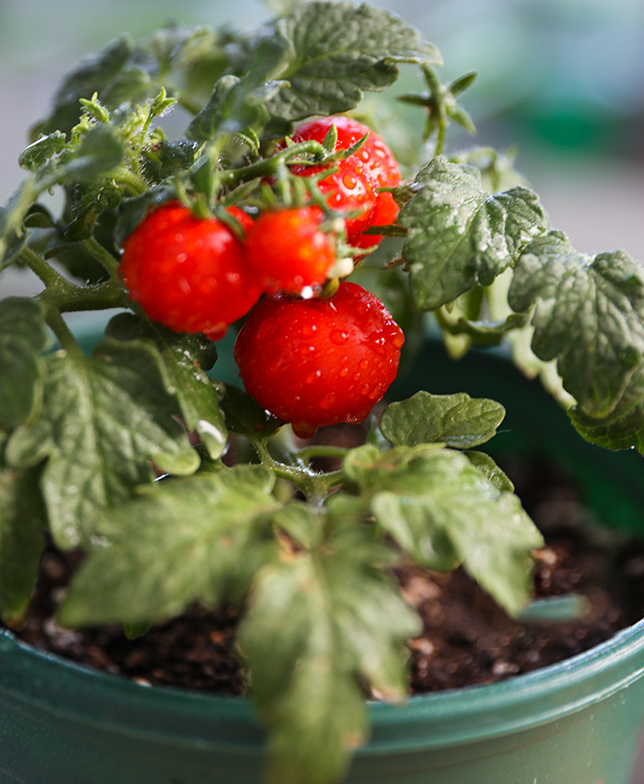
2,615 -> 644,753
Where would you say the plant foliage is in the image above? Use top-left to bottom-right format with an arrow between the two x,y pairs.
0,3 -> 640,783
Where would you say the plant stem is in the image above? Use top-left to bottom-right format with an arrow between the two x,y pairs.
297,445 -> 349,463
253,439 -> 344,501
434,115 -> 447,157
44,306 -> 84,359
218,141 -> 327,188
20,246 -> 70,290
83,237 -> 121,280
40,280 -> 129,312
111,167 -> 148,195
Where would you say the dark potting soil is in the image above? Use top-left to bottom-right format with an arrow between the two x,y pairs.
7,454 -> 644,696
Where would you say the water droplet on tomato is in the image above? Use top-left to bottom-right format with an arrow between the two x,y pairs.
330,329 -> 348,345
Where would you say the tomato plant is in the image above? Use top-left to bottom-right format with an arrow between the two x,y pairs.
1,4 -> 642,784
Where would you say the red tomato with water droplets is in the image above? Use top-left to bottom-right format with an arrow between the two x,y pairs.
289,116 -> 401,249
120,202 -> 261,340
234,282 -> 404,438
245,207 -> 336,295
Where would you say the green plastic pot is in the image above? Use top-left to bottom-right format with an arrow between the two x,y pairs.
2,330 -> 644,784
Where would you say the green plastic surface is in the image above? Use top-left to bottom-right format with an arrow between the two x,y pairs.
2,330 -> 644,784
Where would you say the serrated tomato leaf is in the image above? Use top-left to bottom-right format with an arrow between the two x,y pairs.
509,233 -> 644,451
0,455 -> 47,620
381,390 -> 505,449
240,521 -> 419,784
6,339 -> 198,549
106,313 -> 227,458
345,445 -> 543,613
266,1 -> 441,121
58,469 -> 279,627
0,298 -> 49,431
399,157 -> 548,310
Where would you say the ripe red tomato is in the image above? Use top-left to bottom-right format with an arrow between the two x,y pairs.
234,281 -> 404,438
120,202 -> 261,340
289,116 -> 401,249
245,207 -> 336,295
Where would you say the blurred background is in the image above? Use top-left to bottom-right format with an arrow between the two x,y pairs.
1,0 -> 642,298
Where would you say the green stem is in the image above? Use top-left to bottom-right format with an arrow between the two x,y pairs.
297,445 -> 349,463
253,439 -> 344,501
218,141 -> 327,188
434,114 -> 447,157
83,237 -> 121,280
40,280 -> 129,313
20,246 -> 71,290
110,166 -> 148,195
44,306 -> 84,359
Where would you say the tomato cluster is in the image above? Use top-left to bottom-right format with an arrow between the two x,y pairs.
119,117 -> 404,436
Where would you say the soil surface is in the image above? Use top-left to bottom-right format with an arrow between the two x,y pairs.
6,454 -> 644,696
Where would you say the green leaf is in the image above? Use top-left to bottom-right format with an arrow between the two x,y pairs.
58,469 -> 279,627
0,298 -> 49,431
345,445 -> 543,614
399,157 -> 548,310
509,233 -> 644,451
56,125 -> 124,184
271,501 -> 323,548
31,35 -> 141,138
0,455 -> 46,620
6,339 -> 198,549
0,178 -> 40,266
221,384 -> 282,441
187,37 -> 289,141
381,391 -> 506,449
240,521 -> 419,784
19,132 -> 68,172
465,450 -> 514,492
106,313 -> 227,458
266,2 -> 441,121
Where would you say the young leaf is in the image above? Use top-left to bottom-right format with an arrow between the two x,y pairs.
509,232 -> 644,450
58,468 -> 279,627
399,156 -> 548,310
0,298 -> 48,431
0,455 -> 46,620
266,1 -> 442,121
240,521 -> 420,784
344,445 -> 543,614
6,339 -> 198,549
106,313 -> 228,458
381,390 -> 506,449
19,132 -> 68,172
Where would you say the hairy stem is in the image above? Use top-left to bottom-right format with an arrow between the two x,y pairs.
218,140 -> 327,188
83,237 -> 121,280
253,439 -> 344,501
44,306 -> 84,358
